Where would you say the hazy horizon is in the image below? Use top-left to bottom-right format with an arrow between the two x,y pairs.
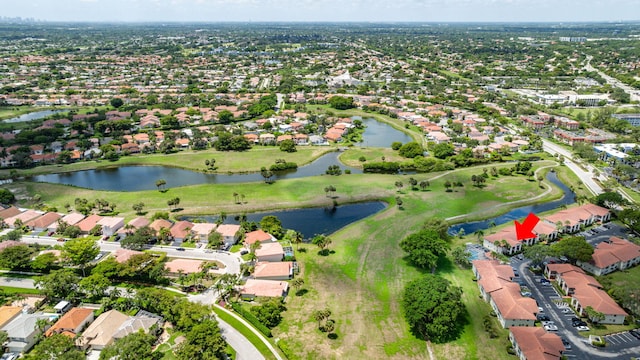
3,0 -> 640,23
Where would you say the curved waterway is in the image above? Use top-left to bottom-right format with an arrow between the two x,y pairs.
3,110 -> 67,123
30,151 -> 362,191
185,201 -> 387,239
447,171 -> 575,235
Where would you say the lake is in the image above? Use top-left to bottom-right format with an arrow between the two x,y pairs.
447,171 -> 576,235
3,110 -> 67,123
185,201 -> 387,239
356,118 -> 413,147
30,151 -> 362,191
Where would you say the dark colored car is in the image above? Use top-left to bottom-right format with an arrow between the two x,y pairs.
572,320 -> 588,327
176,247 -> 185,251
537,314 -> 550,321
629,329 -> 640,340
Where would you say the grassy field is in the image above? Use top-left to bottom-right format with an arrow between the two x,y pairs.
3,146 -> 336,177
12,161 -> 556,223
272,163 -> 560,360
212,306 -> 278,360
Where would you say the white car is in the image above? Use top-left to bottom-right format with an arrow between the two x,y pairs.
542,321 -> 555,326
576,326 -> 590,332
561,308 -> 572,314
544,324 -> 558,331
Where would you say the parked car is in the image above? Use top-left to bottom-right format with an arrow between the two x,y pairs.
538,307 -> 545,313
561,308 -> 572,314
240,249 -> 249,255
540,278 -> 550,284
537,314 -> 550,321
541,321 -> 555,326
544,324 -> 558,331
176,247 -> 186,251
561,338 -> 572,349
572,320 -> 588,327
629,329 -> 640,340
57,237 -> 66,242
576,325 -> 590,332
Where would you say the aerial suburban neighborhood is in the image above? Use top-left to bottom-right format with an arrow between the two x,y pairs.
0,9 -> 639,360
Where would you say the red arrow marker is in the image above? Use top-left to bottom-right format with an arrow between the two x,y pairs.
515,212 -> 540,240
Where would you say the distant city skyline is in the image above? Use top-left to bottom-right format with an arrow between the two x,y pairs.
3,0 -> 640,23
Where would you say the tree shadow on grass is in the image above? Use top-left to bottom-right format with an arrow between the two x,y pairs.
317,249 -> 335,256
328,333 -> 338,340
295,289 -> 308,297
171,208 -> 183,213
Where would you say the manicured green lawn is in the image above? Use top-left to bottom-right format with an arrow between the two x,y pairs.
0,286 -> 41,295
212,306 -> 277,360
274,163 -> 559,359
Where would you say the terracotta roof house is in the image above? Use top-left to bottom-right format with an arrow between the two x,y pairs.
240,279 -> 289,300
544,204 -> 610,234
191,223 -> 217,243
113,248 -> 144,264
78,309 -> 129,350
554,264 -> 627,324
483,228 -> 526,256
0,306 -> 23,329
544,263 -> 581,280
253,262 -> 293,280
25,212 -> 61,232
255,242 -> 285,262
117,217 -> 151,238
45,307 -> 94,338
77,214 -> 104,233
244,230 -> 276,246
259,133 -> 276,145
579,236 -> 640,276
48,212 -> 85,233
244,133 -> 259,143
149,219 -> 173,234
98,216 -> 125,237
4,209 -> 43,229
509,326 -> 565,360
216,224 -> 241,247
170,220 -> 194,242
2,312 -> 52,353
472,260 -> 537,328
164,259 -> 204,275
0,206 -> 21,220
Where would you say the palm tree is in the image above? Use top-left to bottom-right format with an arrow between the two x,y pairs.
293,231 -> 303,250
474,230 -> 485,244
155,179 -> 166,191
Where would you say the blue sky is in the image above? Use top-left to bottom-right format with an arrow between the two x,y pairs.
4,0 -> 640,22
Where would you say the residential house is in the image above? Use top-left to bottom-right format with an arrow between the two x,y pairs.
164,259 -> 204,276
97,216 -> 125,237
170,220 -> 194,243
112,312 -> 162,340
216,224 -> 241,248
44,307 -> 94,338
191,223 -> 217,243
253,262 -> 293,280
578,236 -> 640,276
244,230 -> 276,247
78,309 -> 129,350
255,242 -> 285,262
76,214 -> 104,234
483,228 -> 528,255
149,219 -> 173,236
509,326 -> 565,360
25,212 -> 61,232
0,206 -> 21,220
48,212 -> 85,233
259,133 -> 276,145
553,264 -> 627,324
117,217 -> 150,238
4,210 -> 43,229
113,248 -> 144,264
2,312 -> 52,353
240,279 -> 289,300
472,260 -> 537,328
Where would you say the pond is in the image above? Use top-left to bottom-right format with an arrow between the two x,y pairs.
29,151 -> 362,191
447,171 -> 576,236
356,118 -> 413,147
185,201 -> 387,239
3,110 -> 67,123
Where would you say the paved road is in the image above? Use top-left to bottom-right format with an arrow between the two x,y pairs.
20,235 -> 242,274
217,318 -> 265,360
0,277 -> 36,289
542,139 -> 603,196
584,55 -> 640,102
